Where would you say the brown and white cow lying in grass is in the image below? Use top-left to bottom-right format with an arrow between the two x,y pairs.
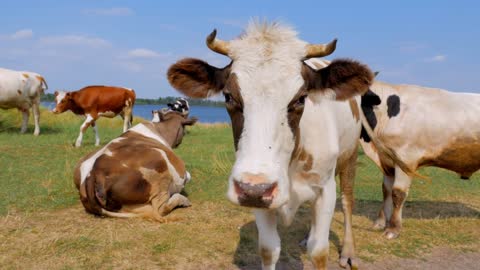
0,68 -> 48,135
74,110 -> 197,220
52,85 -> 136,147
168,22 -> 413,270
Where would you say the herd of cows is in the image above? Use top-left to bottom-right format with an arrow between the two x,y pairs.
0,22 -> 479,269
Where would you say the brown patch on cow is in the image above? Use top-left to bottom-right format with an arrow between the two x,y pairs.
311,248 -> 329,269
349,99 -> 360,121
419,138 -> 480,177
303,153 -> 313,172
302,59 -> 373,101
259,247 -> 273,266
17,90 -> 22,95
22,73 -> 29,79
392,188 -> 406,209
224,74 -> 244,150
291,147 -> 314,172
299,171 -> 322,184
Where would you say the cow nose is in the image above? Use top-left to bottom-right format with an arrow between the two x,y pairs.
233,178 -> 278,208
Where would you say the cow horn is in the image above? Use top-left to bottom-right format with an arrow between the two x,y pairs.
305,39 -> 338,59
206,29 -> 230,56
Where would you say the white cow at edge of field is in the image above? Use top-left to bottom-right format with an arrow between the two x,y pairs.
0,68 -> 48,135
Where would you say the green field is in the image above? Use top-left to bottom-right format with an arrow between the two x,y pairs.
1,107 -> 479,269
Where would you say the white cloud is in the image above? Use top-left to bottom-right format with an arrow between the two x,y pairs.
127,48 -> 162,59
425,55 -> 447,62
0,29 -> 34,40
124,48 -> 170,59
39,35 -> 111,48
10,29 -> 33,40
82,7 -> 134,16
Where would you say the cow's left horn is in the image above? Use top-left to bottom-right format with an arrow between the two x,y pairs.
206,29 -> 230,56
305,39 -> 338,59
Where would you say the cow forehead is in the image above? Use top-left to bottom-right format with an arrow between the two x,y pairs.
228,23 -> 307,104
55,91 -> 67,104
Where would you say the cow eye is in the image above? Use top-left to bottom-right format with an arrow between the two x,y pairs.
296,95 -> 307,106
224,92 -> 233,104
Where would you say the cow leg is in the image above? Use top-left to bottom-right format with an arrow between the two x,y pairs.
75,114 -> 95,147
373,174 -> 394,230
338,151 -> 358,269
159,193 -> 191,216
254,209 -> 280,270
91,122 -> 100,146
32,99 -> 40,136
150,193 -> 191,220
122,103 -> 133,132
308,178 -> 336,270
20,109 -> 29,133
384,166 -> 411,239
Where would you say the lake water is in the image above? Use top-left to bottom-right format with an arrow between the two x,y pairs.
41,102 -> 230,123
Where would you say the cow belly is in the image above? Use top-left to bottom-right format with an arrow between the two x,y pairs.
98,111 -> 118,118
420,142 -> 480,176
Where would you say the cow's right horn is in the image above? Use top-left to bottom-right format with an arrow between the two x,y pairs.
206,29 -> 230,56
305,39 -> 338,59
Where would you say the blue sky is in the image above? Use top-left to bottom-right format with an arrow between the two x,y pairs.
0,0 -> 478,98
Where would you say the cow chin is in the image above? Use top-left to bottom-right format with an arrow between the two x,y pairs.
226,175 -> 289,209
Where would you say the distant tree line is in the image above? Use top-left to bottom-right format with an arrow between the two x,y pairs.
41,93 -> 225,107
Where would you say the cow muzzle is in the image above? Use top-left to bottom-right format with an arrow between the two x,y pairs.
232,173 -> 279,208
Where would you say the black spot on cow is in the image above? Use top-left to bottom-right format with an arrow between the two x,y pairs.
360,89 -> 381,142
387,95 -> 401,118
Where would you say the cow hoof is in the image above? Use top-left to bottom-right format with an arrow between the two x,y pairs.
339,256 -> 358,270
33,132 -> 40,136
384,230 -> 400,240
372,220 -> 386,230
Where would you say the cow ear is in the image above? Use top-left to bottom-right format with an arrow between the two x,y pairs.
167,58 -> 231,98
303,59 -> 374,101
182,117 -> 198,126
66,92 -> 72,99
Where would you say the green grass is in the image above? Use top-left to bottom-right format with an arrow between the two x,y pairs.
0,107 -> 479,269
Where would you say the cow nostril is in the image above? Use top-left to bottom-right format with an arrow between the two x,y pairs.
263,182 -> 278,199
234,180 -> 278,199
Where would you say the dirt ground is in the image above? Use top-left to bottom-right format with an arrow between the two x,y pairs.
1,205 -> 478,270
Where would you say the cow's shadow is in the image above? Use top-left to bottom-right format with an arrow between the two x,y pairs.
233,205 -> 342,270
353,199 -> 480,222
232,199 -> 479,269
0,122 -> 61,135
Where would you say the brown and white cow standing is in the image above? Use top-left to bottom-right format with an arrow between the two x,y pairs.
74,110 -> 197,220
52,85 -> 136,147
167,22 -> 413,270
356,78 -> 480,239
0,68 -> 48,135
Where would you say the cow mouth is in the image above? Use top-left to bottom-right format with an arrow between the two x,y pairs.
233,180 -> 278,208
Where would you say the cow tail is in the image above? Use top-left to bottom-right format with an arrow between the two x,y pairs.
358,105 -> 428,180
41,77 -> 48,91
82,173 -> 104,216
36,76 -> 48,94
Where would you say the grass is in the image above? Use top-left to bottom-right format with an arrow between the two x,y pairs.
0,107 -> 479,269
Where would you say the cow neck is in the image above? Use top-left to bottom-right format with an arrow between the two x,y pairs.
149,119 -> 183,148
69,92 -> 85,115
